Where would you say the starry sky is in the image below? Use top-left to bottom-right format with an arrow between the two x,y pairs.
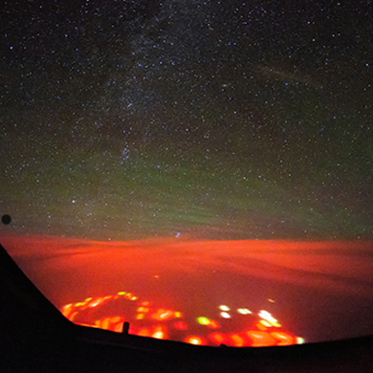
1,0 -> 373,241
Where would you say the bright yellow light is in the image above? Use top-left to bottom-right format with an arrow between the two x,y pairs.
260,319 -> 272,328
136,314 -> 145,320
197,317 -> 210,325
297,337 -> 305,344
268,299 -> 275,303
258,310 -> 278,326
174,311 -> 182,318
185,336 -> 204,345
237,308 -> 252,315
152,326 -> 166,340
219,305 -> 230,311
117,291 -> 126,295
220,312 -> 231,319
88,298 -> 103,308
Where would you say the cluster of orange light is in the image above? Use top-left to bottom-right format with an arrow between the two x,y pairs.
61,292 -> 302,347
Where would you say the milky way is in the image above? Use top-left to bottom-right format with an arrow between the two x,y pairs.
1,0 -> 372,240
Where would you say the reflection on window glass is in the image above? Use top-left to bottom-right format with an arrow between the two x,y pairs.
1,0 -> 372,347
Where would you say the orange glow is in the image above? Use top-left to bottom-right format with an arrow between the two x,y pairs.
256,322 -> 267,331
229,334 -> 245,347
9,234 -> 369,348
174,321 -> 187,330
246,330 -> 276,347
185,336 -> 204,345
137,307 -> 150,313
271,331 -> 295,346
88,298 -> 104,308
208,320 -> 220,329
114,323 -> 123,333
61,304 -> 72,318
69,311 -> 78,321
209,332 -> 225,345
138,328 -> 151,337
150,308 -> 175,321
59,291 -> 300,347
94,315 -> 125,332
260,319 -> 272,328
152,326 -> 167,340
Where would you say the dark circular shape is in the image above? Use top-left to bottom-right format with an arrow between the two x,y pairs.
1,215 -> 11,225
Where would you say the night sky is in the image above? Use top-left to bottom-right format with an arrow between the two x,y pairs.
1,0 -> 373,241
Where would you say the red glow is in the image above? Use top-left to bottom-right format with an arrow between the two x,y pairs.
3,235 -> 370,347
209,332 -> 225,345
174,321 -> 187,330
